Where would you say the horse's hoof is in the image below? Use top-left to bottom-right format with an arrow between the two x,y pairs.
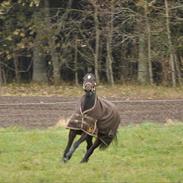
62,157 -> 68,163
80,159 -> 88,163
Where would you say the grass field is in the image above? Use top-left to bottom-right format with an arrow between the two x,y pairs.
0,123 -> 183,183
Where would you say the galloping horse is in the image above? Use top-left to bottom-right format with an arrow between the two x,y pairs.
62,73 -> 120,163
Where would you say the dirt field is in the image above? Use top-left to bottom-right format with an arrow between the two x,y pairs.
0,96 -> 183,128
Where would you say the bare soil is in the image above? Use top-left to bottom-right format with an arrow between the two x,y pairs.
0,96 -> 183,128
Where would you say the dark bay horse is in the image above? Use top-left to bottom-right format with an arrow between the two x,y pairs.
62,73 -> 120,163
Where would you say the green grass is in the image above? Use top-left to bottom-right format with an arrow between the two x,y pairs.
0,123 -> 183,183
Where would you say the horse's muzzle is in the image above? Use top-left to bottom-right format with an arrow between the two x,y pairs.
83,82 -> 94,92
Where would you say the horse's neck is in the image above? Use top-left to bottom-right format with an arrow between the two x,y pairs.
82,92 -> 96,112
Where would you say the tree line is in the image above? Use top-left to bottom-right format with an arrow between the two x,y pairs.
0,0 -> 182,86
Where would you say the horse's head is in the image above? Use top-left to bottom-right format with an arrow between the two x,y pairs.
83,73 -> 96,93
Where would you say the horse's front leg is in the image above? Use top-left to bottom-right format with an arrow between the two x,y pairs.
65,132 -> 88,162
80,138 -> 102,163
62,129 -> 77,162
86,135 -> 93,151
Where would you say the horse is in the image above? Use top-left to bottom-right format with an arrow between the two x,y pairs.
62,73 -> 120,163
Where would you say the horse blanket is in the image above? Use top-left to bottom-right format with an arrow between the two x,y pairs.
67,96 -> 120,145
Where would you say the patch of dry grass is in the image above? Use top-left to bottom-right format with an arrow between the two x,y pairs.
0,83 -> 83,96
97,84 -> 183,99
54,118 -> 69,129
0,83 -> 182,99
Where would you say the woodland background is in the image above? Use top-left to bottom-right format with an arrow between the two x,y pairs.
0,0 -> 182,86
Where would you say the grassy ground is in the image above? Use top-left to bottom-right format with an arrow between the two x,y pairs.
0,123 -> 183,183
0,83 -> 183,99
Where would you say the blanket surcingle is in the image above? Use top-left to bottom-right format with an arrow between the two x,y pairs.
67,96 -> 120,145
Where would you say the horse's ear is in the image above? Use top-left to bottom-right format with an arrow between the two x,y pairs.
83,74 -> 87,81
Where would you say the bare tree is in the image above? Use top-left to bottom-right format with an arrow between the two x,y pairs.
93,1 -> 100,83
164,0 -> 176,87
74,38 -> 79,85
138,32 -> 148,84
32,0 -> 49,82
144,0 -> 153,84
105,1 -> 115,85
2,0 -> 182,85
51,0 -> 73,84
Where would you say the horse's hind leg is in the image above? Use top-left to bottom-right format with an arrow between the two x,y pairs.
63,129 -> 77,162
65,133 -> 88,161
80,138 -> 102,163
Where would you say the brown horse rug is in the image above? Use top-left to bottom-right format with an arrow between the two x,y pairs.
67,96 -> 120,146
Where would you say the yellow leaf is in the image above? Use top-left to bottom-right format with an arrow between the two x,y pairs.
13,30 -> 20,35
3,1 -> 10,5
17,43 -> 25,49
6,36 -> 12,41
35,0 -> 40,7
0,10 -> 4,15
30,2 -> 34,7
7,54 -> 12,60
136,0 -> 145,7
20,32 -> 25,37
1,1 -> 11,8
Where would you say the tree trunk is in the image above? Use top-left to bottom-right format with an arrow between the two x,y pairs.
14,53 -> 21,83
106,36 -> 114,85
44,0 -> 60,84
174,54 -> 182,85
138,33 -> 148,84
0,65 -> 6,84
53,0 -> 73,83
94,4 -> 100,83
0,63 -> 3,85
177,54 -> 183,85
145,0 -> 153,85
164,0 -> 176,87
32,48 -> 47,82
52,52 -> 60,84
32,0 -> 48,83
106,3 -> 114,85
74,39 -> 79,85
0,64 -> 2,95
49,33 -> 60,84
52,0 -> 73,83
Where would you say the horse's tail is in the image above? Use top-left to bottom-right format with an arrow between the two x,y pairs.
99,132 -> 118,149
